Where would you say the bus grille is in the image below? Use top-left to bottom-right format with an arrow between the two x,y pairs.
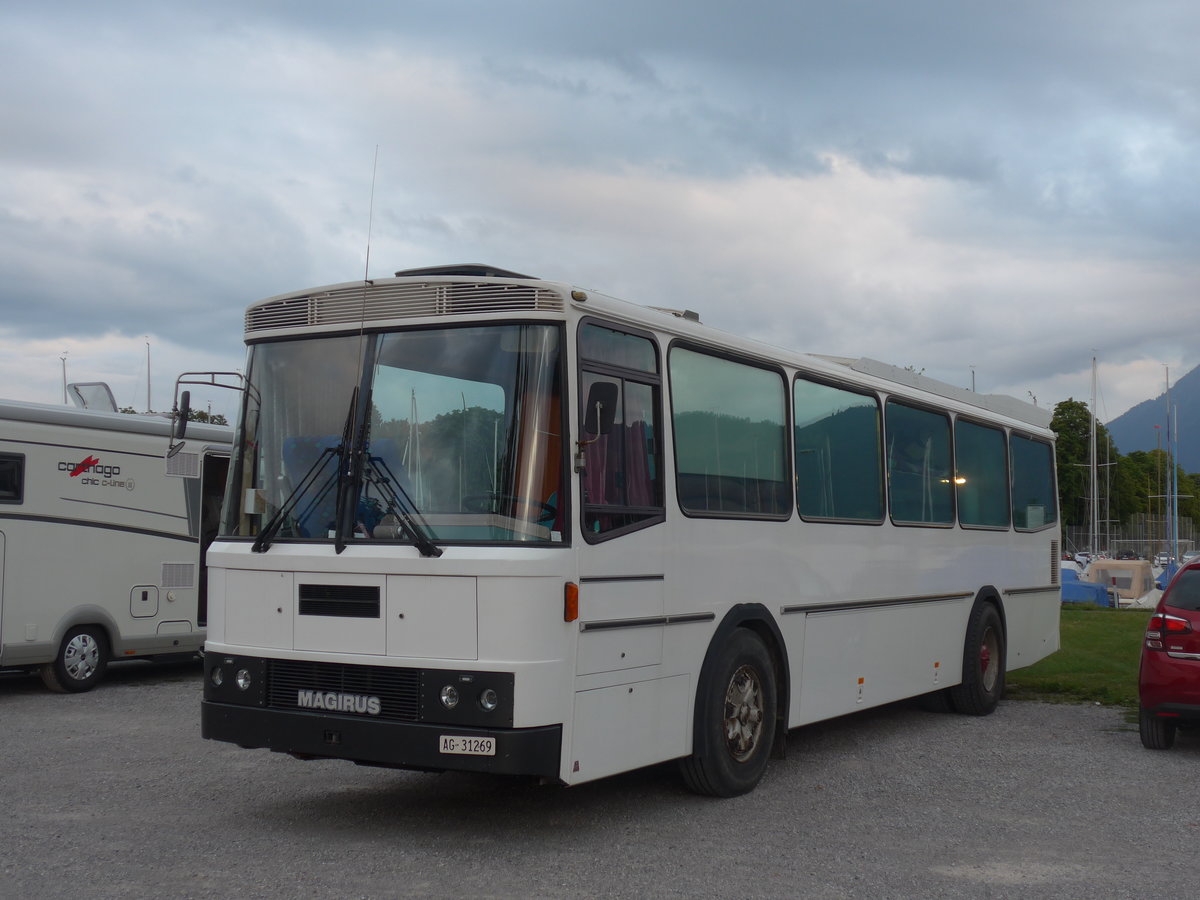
298,583 -> 380,618
266,659 -> 420,721
245,281 -> 565,332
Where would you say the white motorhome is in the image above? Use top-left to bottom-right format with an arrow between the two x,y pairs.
0,399 -> 231,691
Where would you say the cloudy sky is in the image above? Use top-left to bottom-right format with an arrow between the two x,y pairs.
2,1 -> 1197,426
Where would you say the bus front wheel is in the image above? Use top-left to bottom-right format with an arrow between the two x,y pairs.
680,628 -> 777,797
41,626 -> 109,693
949,602 -> 1005,716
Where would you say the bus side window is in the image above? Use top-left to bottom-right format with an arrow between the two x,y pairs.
794,377 -> 883,522
955,419 -> 1009,528
669,346 -> 790,519
1010,434 -> 1056,530
578,322 -> 663,540
885,401 -> 953,525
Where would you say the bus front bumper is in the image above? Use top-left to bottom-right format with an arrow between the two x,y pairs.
202,701 -> 563,779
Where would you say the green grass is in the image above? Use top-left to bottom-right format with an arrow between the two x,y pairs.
1005,606 -> 1150,708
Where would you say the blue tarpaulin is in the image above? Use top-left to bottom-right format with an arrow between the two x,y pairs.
1156,562 -> 1179,590
1061,568 -> 1113,606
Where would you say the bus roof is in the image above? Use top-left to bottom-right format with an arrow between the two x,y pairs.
242,267 -> 1053,433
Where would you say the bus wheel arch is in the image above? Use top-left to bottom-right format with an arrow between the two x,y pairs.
41,623 -> 112,693
949,591 -> 1006,716
680,604 -> 788,797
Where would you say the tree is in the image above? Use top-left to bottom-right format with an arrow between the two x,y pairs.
1050,398 -> 1114,529
119,406 -> 227,425
186,408 -> 228,426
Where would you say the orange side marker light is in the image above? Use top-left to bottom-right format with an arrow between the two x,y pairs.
564,582 -> 579,622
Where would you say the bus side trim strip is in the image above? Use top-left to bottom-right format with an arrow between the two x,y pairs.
579,574 -> 666,584
579,612 -> 715,633
780,592 -> 974,616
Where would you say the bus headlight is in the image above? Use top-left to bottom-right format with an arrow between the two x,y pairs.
235,668 -> 253,691
210,666 -> 224,687
478,688 -> 499,712
440,685 -> 460,709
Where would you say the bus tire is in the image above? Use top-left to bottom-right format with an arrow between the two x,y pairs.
41,626 -> 109,693
917,688 -> 954,713
1139,709 -> 1177,750
949,602 -> 1004,716
680,628 -> 777,797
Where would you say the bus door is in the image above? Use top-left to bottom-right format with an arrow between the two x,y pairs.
571,332 -> 682,781
196,453 -> 229,628
577,341 -> 667,624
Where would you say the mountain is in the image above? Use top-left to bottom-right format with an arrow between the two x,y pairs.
1106,364 -> 1200,474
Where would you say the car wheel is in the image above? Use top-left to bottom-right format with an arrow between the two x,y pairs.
949,602 -> 1005,716
41,626 -> 109,693
1139,709 -> 1177,750
680,628 -> 777,797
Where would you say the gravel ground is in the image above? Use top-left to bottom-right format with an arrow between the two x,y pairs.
1,659 -> 1196,899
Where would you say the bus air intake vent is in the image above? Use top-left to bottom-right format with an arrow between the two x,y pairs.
298,583 -> 380,618
266,659 -> 420,722
1050,541 -> 1060,585
245,281 -> 565,332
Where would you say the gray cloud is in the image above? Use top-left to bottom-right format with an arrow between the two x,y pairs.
2,0 -> 1198,416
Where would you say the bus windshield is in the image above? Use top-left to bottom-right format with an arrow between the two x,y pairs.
222,324 -> 565,547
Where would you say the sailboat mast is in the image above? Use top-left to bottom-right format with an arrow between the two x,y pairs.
1090,357 -> 1099,556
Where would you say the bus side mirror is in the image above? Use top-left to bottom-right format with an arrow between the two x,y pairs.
583,382 -> 618,435
167,391 -> 190,458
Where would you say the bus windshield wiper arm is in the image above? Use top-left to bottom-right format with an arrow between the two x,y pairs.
254,391 -> 360,554
363,454 -> 443,558
251,446 -> 338,553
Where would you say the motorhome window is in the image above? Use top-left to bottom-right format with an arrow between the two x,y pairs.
579,323 -> 663,539
885,401 -> 953,525
670,347 -> 789,518
0,452 -> 23,504
955,419 -> 1010,528
793,377 -> 883,521
1010,433 -> 1057,530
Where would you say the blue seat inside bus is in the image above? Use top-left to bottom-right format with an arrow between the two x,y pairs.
280,436 -> 409,538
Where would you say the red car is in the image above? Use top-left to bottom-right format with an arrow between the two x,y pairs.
1139,558 -> 1200,748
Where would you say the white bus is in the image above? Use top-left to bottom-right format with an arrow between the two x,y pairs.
0,399 -> 231,691
201,264 -> 1060,796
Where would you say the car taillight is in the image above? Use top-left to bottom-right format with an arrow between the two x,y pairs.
1146,613 -> 1193,649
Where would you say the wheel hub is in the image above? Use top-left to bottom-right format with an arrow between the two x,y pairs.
63,634 -> 99,681
979,627 -> 999,691
723,664 -> 764,762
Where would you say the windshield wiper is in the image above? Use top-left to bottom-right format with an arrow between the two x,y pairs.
251,444 -> 339,553
252,390 -> 359,554
362,453 -> 443,558
250,382 -> 442,558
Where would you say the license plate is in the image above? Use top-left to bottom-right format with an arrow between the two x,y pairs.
439,735 -> 496,756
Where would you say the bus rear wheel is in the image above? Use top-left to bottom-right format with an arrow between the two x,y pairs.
41,626 -> 109,693
949,603 -> 1004,716
680,628 -> 777,797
